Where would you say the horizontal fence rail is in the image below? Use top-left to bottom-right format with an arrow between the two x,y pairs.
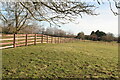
0,34 -> 79,49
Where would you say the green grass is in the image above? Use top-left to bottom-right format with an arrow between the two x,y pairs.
2,41 -> 119,78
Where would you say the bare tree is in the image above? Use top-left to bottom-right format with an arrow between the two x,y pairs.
101,33 -> 114,42
0,0 -> 119,33
0,1 -> 96,33
19,1 -> 97,26
76,32 -> 85,40
45,27 -> 54,35
0,2 -> 31,33
90,34 -> 98,41
19,22 -> 43,34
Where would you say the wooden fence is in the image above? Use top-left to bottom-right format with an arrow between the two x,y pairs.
0,34 -> 78,49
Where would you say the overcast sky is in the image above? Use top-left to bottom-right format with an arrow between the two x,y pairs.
40,1 -> 118,36
57,1 -> 118,36
0,1 -> 118,36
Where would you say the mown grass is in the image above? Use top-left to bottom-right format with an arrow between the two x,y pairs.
2,41 -> 119,79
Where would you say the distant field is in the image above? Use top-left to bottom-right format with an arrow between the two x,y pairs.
2,41 -> 119,79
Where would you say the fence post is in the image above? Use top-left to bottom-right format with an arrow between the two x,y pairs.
25,34 -> 27,46
54,37 -> 55,43
55,37 -> 56,43
70,38 -> 71,42
61,37 -> 63,43
34,34 -> 36,45
66,38 -> 67,43
13,34 -> 16,48
55,37 -> 57,43
41,34 -> 43,43
54,37 -> 56,43
56,37 -> 59,43
64,37 -> 66,43
47,35 -> 48,43
60,37 -> 62,43
51,36 -> 53,43
58,37 -> 59,43
59,37 -> 61,43
63,37 -> 65,43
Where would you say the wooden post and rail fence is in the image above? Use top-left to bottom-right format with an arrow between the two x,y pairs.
0,34 -> 79,49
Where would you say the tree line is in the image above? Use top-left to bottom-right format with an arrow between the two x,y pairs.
0,1 -> 119,41
76,30 -> 119,42
1,23 -> 119,42
0,23 -> 75,38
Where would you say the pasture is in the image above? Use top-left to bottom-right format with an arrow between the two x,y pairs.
2,41 -> 119,79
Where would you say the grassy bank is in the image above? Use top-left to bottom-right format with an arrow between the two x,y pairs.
2,41 -> 119,78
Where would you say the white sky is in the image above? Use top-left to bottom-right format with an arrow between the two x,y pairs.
0,1 -> 118,36
57,1 -> 118,36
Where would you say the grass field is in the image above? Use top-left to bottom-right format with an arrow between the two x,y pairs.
2,41 -> 119,79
